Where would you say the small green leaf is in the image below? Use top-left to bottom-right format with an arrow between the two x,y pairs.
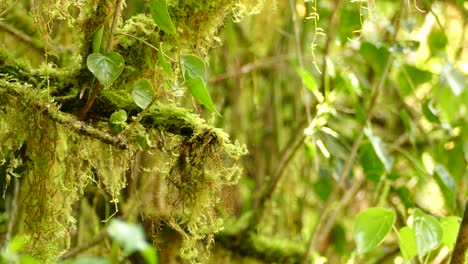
296,67 -> 324,102
158,43 -> 172,77
180,54 -> 207,84
132,79 -> 154,109
428,30 -> 448,55
360,143 -> 384,185
150,0 -> 176,35
140,246 -> 159,264
422,99 -> 440,123
87,53 -> 125,87
353,207 -> 395,254
360,42 -> 389,75
185,74 -> 220,115
413,208 -> 443,258
398,227 -> 417,260
433,164 -> 456,210
61,257 -> 110,264
180,54 -> 219,115
364,128 -> 394,173
107,219 -> 149,255
92,26 -> 104,54
398,64 -> 432,96
109,110 -> 127,134
440,216 -> 460,250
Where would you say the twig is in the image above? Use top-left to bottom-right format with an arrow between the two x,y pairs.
302,55 -> 394,263
0,21 -> 43,51
59,232 -> 108,260
289,0 -> 311,122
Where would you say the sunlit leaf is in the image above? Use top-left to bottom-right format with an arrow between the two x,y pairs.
433,163 -> 456,211
150,0 -> 176,35
107,219 -> 149,254
364,128 -> 394,173
398,226 -> 417,260
353,207 -> 395,254
440,216 -> 460,250
442,63 -> 466,96
413,208 -> 443,258
398,64 -> 432,96
428,30 -> 447,55
132,79 -> 154,109
87,53 -> 124,87
296,67 -> 324,102
158,42 -> 172,77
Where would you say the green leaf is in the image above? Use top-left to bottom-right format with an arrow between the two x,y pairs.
181,54 -> 219,115
109,110 -> 127,134
428,30 -> 448,55
185,73 -> 220,115
312,170 -> 333,202
158,42 -> 172,77
338,6 -> 361,44
360,143 -> 384,185
150,0 -> 176,35
353,207 -> 395,254
132,79 -> 154,109
296,67 -> 324,102
413,208 -> 443,258
440,216 -> 460,250
87,53 -> 125,87
140,246 -> 159,264
442,63 -> 466,96
422,99 -> 440,123
398,64 -> 433,96
433,164 -> 456,211
92,26 -> 104,54
107,219 -> 149,255
364,128 -> 394,173
398,227 -> 417,260
180,54 -> 207,84
359,42 -> 389,75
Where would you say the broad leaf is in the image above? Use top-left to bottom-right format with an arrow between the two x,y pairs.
398,64 -> 432,96
353,207 -> 395,254
398,227 -> 417,260
150,0 -> 176,35
359,42 -> 389,75
364,128 -> 394,173
107,219 -> 149,254
440,216 -> 460,250
132,79 -> 154,109
428,30 -> 448,55
296,67 -> 324,102
87,53 -> 124,87
360,143 -> 384,185
181,54 -> 219,115
158,42 -> 172,76
433,163 -> 456,210
180,54 -> 207,84
109,110 -> 127,134
185,73 -> 220,115
413,208 -> 443,258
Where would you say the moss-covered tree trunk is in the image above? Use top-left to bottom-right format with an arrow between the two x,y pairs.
0,0 -> 259,262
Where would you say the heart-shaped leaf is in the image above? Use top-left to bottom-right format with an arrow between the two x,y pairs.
150,0 -> 176,35
398,226 -> 417,260
132,79 -> 154,109
87,53 -> 125,87
353,207 -> 395,254
413,208 -> 443,259
180,54 -> 207,84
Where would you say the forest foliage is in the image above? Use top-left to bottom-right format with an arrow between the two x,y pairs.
0,0 -> 467,264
